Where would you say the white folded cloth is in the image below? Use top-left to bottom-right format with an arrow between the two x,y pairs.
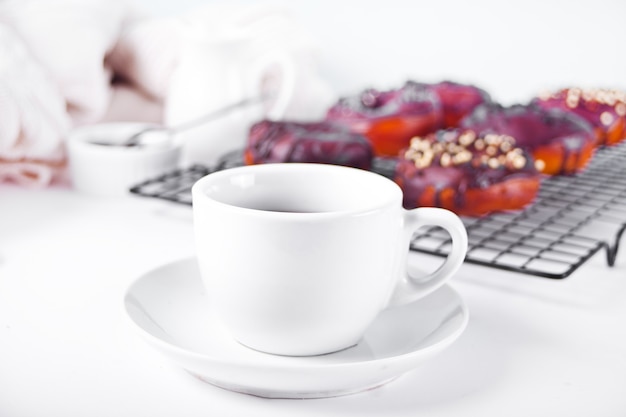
0,0 -> 130,186
0,24 -> 69,186
0,1 -> 335,187
0,0 -> 132,124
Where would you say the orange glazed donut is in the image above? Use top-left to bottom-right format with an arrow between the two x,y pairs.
325,81 -> 491,158
461,104 -> 596,175
244,120 -> 374,170
325,81 -> 443,157
533,88 -> 626,146
394,129 -> 541,217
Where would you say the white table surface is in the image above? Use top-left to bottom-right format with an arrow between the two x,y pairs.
1,183 -> 625,417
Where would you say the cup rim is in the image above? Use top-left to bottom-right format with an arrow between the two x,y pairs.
192,163 -> 402,218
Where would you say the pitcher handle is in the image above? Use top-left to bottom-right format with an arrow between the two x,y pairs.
248,51 -> 296,120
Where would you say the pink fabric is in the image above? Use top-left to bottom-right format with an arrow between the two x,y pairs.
0,0 -> 173,186
0,24 -> 69,186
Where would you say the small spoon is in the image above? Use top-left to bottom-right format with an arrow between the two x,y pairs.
90,95 -> 270,147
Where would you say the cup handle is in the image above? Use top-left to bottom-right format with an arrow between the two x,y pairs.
388,207 -> 468,307
248,52 -> 296,120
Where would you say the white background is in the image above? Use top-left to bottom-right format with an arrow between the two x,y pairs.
2,2 -> 626,416
133,0 -> 626,105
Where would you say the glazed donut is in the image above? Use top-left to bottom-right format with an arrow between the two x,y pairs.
395,129 -> 540,217
244,120 -> 374,170
325,81 -> 443,157
533,87 -> 626,146
461,104 -> 596,175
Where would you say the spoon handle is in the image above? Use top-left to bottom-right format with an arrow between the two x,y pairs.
169,95 -> 271,135
121,95 -> 272,147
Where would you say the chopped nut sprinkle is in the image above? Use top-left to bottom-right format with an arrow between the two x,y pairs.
404,130 -> 529,171
500,140 -> 513,152
458,131 -> 476,146
600,111 -> 614,126
512,155 -> 527,169
552,88 -> 626,118
534,159 -> 546,171
488,158 -> 500,169
440,153 -> 452,167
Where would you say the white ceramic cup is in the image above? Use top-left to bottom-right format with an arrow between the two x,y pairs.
192,163 -> 468,356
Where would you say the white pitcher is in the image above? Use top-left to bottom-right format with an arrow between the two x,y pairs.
165,24 -> 296,166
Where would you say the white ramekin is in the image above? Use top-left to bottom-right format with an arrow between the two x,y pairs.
67,123 -> 181,197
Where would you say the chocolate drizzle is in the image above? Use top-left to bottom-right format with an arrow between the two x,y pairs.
427,81 -> 492,128
326,81 -> 441,121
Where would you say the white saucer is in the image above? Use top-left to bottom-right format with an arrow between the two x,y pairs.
123,258 -> 469,399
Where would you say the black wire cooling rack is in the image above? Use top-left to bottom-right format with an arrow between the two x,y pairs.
130,142 -> 626,279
